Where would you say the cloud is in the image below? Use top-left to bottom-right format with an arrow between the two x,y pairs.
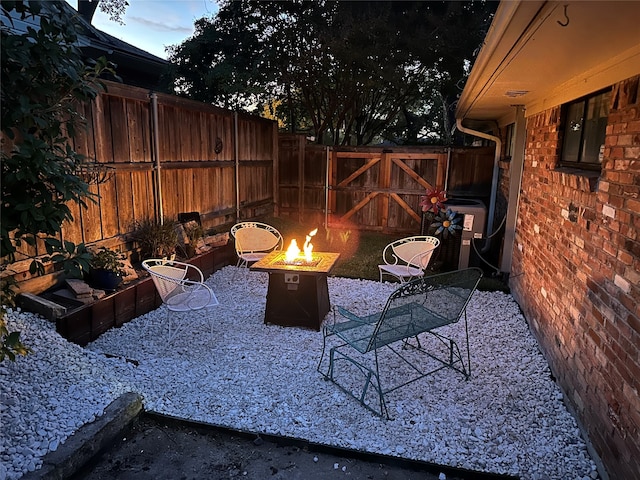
129,16 -> 193,34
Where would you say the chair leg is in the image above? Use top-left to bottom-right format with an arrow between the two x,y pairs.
166,310 -> 178,343
325,346 -> 388,419
208,308 -> 216,342
231,258 -> 249,281
166,309 -> 189,343
317,329 -> 330,376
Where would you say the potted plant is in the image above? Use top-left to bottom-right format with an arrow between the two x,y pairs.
89,247 -> 126,291
132,218 -> 179,259
183,221 -> 205,258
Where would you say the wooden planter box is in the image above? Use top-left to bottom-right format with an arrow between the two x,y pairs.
56,244 -> 234,346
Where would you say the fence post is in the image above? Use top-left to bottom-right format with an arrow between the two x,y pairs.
380,150 -> 391,230
149,92 -> 163,225
234,111 -> 239,221
324,146 -> 330,228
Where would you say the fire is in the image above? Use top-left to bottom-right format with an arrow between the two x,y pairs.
284,239 -> 300,263
303,228 -> 318,262
284,228 -> 318,263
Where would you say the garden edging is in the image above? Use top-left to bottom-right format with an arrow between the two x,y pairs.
55,244 -> 234,346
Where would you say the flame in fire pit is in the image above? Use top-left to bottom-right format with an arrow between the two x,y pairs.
285,239 -> 300,263
303,228 -> 318,262
284,228 -> 318,263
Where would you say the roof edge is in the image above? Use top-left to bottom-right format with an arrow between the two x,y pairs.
455,0 -> 547,120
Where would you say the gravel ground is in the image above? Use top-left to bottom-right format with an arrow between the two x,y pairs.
0,266 -> 599,480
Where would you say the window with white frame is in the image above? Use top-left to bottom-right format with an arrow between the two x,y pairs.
560,89 -> 611,169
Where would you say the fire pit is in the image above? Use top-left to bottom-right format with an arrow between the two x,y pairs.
255,251 -> 339,273
250,249 -> 340,330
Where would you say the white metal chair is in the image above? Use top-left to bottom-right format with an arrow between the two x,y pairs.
230,222 -> 283,276
378,235 -> 440,283
141,259 -> 219,341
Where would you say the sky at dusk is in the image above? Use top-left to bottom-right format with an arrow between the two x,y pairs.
66,0 -> 219,59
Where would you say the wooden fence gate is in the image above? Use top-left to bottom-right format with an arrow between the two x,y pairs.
278,135 -> 494,234
328,149 -> 447,233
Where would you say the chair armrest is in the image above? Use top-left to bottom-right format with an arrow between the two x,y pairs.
407,246 -> 436,270
184,263 -> 205,282
166,280 -> 218,310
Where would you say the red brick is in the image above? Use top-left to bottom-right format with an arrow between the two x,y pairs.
627,197 -> 640,213
586,327 -> 604,349
626,147 -> 640,160
613,123 -> 628,135
611,146 -> 626,158
618,134 -> 634,146
629,312 -> 640,336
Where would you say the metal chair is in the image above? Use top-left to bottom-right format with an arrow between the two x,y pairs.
378,235 -> 440,283
141,259 -> 219,341
230,222 -> 283,276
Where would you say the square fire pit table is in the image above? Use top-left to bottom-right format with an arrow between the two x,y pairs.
250,251 -> 340,330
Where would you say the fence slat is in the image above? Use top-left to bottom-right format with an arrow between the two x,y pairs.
99,177 -> 119,238
115,171 -> 135,232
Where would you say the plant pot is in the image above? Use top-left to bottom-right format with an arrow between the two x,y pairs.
90,268 -> 123,292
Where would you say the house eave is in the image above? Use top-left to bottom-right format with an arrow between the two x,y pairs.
456,0 -> 640,127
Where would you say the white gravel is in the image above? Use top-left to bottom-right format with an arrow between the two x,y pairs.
0,266 -> 599,480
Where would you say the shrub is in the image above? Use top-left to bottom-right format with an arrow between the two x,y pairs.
90,247 -> 126,275
132,219 -> 179,259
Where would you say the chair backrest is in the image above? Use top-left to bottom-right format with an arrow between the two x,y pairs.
230,222 -> 283,255
383,236 -> 440,269
370,267 -> 483,351
141,259 -> 203,303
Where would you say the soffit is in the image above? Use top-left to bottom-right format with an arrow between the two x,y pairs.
456,0 -> 640,126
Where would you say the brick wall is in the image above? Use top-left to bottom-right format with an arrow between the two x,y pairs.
509,76 -> 640,480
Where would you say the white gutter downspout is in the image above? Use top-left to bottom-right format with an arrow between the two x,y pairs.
149,92 -> 164,225
455,118 -> 501,254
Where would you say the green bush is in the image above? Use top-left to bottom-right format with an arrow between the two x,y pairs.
1,1 -> 115,361
90,247 -> 126,275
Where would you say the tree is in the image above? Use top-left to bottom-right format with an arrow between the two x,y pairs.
167,0 -> 497,145
1,0 -> 113,360
77,0 -> 128,24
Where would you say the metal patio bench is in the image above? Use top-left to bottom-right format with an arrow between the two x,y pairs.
317,268 -> 483,419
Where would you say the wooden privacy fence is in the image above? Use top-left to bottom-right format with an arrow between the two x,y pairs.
69,81 -> 278,245
5,86 -> 493,293
7,81 -> 277,293
278,135 -> 495,234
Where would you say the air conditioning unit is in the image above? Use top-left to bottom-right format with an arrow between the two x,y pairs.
421,198 -> 487,270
